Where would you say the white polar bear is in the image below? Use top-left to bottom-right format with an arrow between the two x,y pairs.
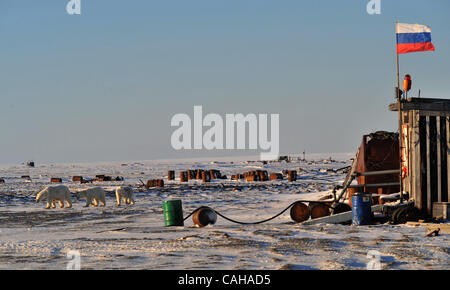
115,186 -> 135,206
36,185 -> 73,209
76,187 -> 106,207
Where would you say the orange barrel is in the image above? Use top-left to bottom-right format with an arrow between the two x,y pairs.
168,171 -> 175,181
196,169 -> 203,180
270,173 -> 283,180
245,175 -> 255,182
72,176 -> 83,182
192,207 -> 217,227
310,202 -> 331,219
201,171 -> 210,183
259,170 -> 268,181
290,201 -> 310,222
347,187 -> 359,207
180,171 -> 187,182
50,178 -> 62,183
187,170 -> 194,180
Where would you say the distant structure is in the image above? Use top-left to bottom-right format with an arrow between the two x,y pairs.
26,161 -> 35,168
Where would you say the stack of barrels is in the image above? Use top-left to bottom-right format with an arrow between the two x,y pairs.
290,201 -> 331,223
270,173 -> 283,181
174,169 -> 224,183
231,174 -> 244,181
242,170 -> 269,182
72,176 -> 83,182
93,175 -> 112,182
147,179 -> 164,188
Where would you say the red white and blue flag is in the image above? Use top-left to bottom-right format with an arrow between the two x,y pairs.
396,23 -> 435,54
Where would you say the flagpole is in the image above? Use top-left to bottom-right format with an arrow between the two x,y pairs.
396,22 -> 404,202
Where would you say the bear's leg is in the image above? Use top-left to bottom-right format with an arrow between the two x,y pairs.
116,193 -> 121,206
66,199 -> 72,208
100,198 -> 106,207
92,198 -> 99,207
45,201 -> 51,209
130,196 -> 135,205
51,200 -> 56,209
84,197 -> 91,207
59,200 -> 64,208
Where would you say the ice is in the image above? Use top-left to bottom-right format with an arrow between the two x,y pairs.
0,153 -> 448,270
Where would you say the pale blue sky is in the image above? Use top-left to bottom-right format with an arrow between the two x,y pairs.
1,0 -> 449,164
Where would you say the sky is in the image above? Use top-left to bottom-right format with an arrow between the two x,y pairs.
0,0 -> 449,164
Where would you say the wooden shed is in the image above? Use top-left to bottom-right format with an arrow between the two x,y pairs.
389,98 -> 450,217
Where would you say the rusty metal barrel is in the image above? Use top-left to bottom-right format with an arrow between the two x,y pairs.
168,170 -> 175,181
288,170 -> 297,182
195,169 -> 202,180
201,171 -> 210,183
310,202 -> 331,219
187,170 -> 195,180
290,201 -> 310,222
192,207 -> 217,227
156,179 -> 164,187
180,171 -> 187,182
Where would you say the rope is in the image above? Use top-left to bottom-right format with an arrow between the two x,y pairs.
183,200 -> 335,225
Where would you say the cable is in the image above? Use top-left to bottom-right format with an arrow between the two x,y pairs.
183,200 -> 335,225
213,201 -> 297,225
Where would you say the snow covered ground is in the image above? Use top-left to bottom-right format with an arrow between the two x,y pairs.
0,153 -> 448,270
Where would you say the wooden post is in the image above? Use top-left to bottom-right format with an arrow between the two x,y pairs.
437,117 -> 442,202
413,111 -> 422,210
426,116 -> 432,214
448,117 -> 450,202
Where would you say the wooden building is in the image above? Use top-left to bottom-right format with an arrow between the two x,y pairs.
389,98 -> 450,216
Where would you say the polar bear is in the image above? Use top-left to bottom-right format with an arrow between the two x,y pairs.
36,185 -> 73,209
76,187 -> 106,207
115,186 -> 135,206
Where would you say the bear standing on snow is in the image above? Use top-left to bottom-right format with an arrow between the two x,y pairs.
36,185 -> 73,209
115,186 -> 135,206
76,187 -> 106,207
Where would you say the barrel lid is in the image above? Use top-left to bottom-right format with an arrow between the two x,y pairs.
352,192 -> 372,197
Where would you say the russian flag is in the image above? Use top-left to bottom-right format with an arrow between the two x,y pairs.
396,23 -> 435,54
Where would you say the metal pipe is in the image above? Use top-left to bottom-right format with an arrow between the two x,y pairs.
355,169 -> 400,177
348,182 -> 400,188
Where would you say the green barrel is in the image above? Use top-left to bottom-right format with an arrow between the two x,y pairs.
163,199 -> 184,226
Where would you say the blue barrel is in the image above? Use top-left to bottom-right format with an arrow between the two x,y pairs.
352,193 -> 373,225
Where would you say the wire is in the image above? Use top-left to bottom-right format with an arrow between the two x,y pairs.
183,200 -> 335,225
